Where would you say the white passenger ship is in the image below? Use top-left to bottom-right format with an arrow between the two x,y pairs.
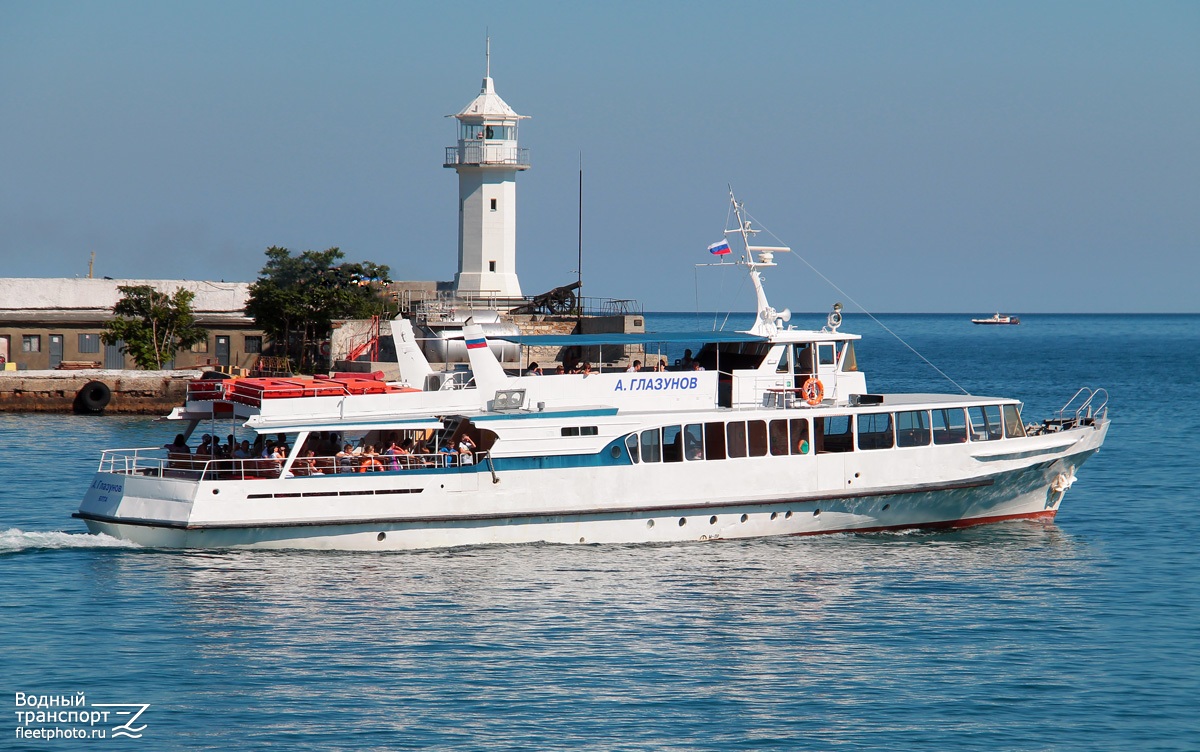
76,199 -> 1109,550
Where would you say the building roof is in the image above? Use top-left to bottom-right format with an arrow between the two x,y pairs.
452,77 -> 526,121
0,278 -> 253,325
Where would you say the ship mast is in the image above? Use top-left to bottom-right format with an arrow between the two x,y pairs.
726,190 -> 791,337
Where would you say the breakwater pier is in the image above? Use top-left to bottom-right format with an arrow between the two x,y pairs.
0,370 -> 193,413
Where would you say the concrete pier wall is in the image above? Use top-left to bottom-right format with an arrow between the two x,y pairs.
0,370 -> 194,413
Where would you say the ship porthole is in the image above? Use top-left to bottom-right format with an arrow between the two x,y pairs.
709,515 -> 717,525
678,517 -> 687,527
813,509 -> 821,517
610,446 -> 621,459
212,489 -> 219,495
579,537 -> 586,544
377,532 -> 386,541
770,512 -> 778,520
785,511 -> 793,519
646,519 -> 655,528
740,514 -> 748,523
882,503 -> 891,511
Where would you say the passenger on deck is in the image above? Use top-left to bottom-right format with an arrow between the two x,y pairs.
656,359 -> 667,372
336,444 -> 356,474
626,360 -> 642,372
554,364 -> 566,375
438,440 -> 458,466
412,438 -> 434,467
526,362 -> 543,376
359,446 -> 384,472
384,440 -> 409,471
165,434 -> 190,455
680,349 -> 695,370
298,450 -> 323,476
457,435 -> 476,465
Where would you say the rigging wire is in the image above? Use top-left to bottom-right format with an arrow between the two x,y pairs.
733,205 -> 970,395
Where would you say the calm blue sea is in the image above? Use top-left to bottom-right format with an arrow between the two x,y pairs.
2,313 -> 1198,751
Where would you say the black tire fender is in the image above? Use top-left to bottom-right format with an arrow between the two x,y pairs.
75,380 -> 112,414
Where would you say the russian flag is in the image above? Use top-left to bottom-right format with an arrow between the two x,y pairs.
708,239 -> 732,256
465,337 -> 487,350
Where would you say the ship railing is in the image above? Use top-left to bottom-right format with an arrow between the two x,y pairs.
444,145 -> 530,167
1044,387 -> 1110,431
412,292 -> 643,319
97,449 -> 485,480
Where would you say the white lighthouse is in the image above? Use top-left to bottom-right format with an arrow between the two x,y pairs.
444,47 -> 529,301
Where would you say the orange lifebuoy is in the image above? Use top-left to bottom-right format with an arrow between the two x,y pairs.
359,457 -> 384,473
801,377 -> 824,406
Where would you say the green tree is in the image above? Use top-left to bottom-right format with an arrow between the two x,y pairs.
101,285 -> 209,370
245,246 -> 391,373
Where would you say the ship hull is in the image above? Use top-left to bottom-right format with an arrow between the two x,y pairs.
77,426 -> 1104,551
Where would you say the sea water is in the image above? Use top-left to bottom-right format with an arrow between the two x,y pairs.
1,314 -> 1197,751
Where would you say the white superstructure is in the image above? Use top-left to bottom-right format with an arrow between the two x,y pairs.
75,196 -> 1109,551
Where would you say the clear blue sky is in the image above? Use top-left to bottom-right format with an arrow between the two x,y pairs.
2,1 -> 1196,312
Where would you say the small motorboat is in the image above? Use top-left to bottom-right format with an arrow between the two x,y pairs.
972,313 -> 1020,325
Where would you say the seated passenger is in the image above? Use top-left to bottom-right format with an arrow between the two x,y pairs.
299,450 -> 323,476
165,434 -> 190,455
337,444 -> 356,474
359,446 -> 384,473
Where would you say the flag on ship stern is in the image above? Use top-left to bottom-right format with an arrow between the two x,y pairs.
708,239 -> 731,256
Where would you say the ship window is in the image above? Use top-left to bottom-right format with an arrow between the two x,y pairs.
561,426 -> 598,437
795,344 -> 815,376
1003,405 -> 1026,438
662,425 -> 683,463
625,434 -> 640,463
896,410 -> 931,447
790,418 -> 810,454
727,421 -> 747,458
769,420 -> 790,456
840,342 -> 858,372
968,405 -> 1003,442
857,413 -> 894,450
816,415 -> 854,453
684,424 -> 704,461
933,408 -> 968,444
747,420 -> 768,457
78,333 -> 101,353
818,344 -> 836,366
490,199 -> 497,211
704,422 -> 726,460
776,348 -> 790,374
640,428 -> 662,463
